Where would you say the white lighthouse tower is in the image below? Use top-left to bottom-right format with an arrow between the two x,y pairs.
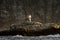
28,15 -> 31,22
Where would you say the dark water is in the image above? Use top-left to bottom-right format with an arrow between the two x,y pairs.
0,34 -> 60,40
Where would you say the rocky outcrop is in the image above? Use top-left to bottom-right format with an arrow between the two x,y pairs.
0,0 -> 60,35
0,27 -> 60,36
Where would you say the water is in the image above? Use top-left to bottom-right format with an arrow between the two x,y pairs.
0,34 -> 60,40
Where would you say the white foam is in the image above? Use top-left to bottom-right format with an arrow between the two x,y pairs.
13,35 -> 23,37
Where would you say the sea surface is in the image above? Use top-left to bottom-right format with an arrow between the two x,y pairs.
0,34 -> 60,40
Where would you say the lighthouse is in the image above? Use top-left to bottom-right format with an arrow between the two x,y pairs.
28,15 -> 31,22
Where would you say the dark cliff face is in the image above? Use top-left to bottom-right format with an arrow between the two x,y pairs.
0,0 -> 60,31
